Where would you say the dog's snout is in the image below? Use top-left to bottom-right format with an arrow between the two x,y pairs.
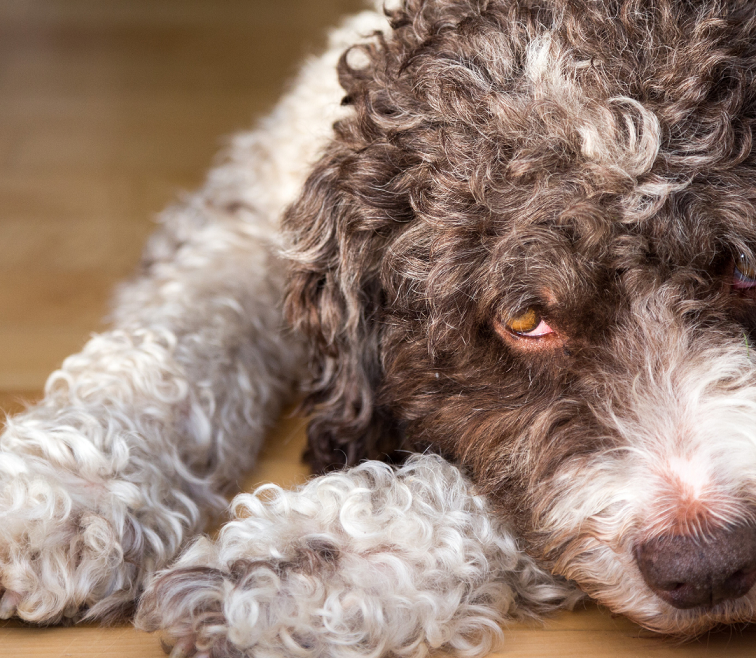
635,525 -> 756,609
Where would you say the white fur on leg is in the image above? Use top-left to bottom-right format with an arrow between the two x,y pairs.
0,218 -> 298,623
0,9 -> 392,624
137,454 -> 580,658
0,133 -> 306,622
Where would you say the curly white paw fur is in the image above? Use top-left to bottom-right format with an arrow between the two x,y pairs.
0,331 -> 213,623
0,493 -> 140,623
137,455 -> 579,658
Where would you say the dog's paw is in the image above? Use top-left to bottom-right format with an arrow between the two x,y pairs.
137,534 -> 347,658
0,427 -> 151,623
136,456 -> 544,658
136,547 -> 238,658
0,476 -> 138,624
0,347 -> 206,624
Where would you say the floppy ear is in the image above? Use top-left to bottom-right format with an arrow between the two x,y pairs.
283,139 -> 412,471
282,46 -> 419,470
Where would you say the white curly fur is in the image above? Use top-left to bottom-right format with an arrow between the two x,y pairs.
0,192 -> 296,621
136,455 -> 579,658
0,8 -> 388,625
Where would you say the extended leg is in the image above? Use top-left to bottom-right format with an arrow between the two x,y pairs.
137,455 -> 579,658
0,8 -> 398,624
0,171 -> 302,622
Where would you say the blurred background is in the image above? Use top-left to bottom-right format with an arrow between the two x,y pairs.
0,0 -> 362,415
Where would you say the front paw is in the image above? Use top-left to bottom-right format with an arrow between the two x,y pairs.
0,435 -> 155,624
136,542 -> 232,658
137,456 -> 524,658
0,473 -> 138,623
137,533 -> 324,658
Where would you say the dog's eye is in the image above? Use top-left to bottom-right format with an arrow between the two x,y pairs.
505,308 -> 554,337
734,254 -> 756,289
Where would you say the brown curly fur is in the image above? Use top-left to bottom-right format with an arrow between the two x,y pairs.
283,0 -> 756,536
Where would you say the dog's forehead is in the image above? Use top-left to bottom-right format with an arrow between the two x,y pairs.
390,0 -> 756,269
360,0 -> 756,300
486,186 -> 743,273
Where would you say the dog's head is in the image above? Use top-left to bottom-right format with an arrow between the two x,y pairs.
284,0 -> 756,635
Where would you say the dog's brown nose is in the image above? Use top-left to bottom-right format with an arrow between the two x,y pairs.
635,524 -> 756,609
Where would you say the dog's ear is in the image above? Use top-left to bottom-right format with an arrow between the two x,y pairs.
283,44 -> 419,470
283,139 -> 413,471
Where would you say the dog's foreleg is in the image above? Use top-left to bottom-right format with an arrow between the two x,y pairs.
0,151 -> 304,623
137,454 -> 580,658
0,6 -> 392,623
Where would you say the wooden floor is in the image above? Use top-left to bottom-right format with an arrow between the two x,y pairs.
0,1 -> 754,656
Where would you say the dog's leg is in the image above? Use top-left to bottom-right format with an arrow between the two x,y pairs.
0,9 -> 391,625
137,455 -> 580,658
0,170 -> 302,623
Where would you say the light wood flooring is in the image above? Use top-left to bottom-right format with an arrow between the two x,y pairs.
0,1 -> 754,656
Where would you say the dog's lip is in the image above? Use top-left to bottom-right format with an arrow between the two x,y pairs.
618,592 -> 756,637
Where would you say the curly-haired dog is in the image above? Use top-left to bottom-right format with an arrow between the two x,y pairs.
3,0 -> 756,655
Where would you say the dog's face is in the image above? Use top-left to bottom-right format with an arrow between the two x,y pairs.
284,0 -> 756,635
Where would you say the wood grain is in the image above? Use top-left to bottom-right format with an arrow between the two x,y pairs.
0,1 -> 752,655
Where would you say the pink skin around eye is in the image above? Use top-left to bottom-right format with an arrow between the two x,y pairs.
519,319 -> 554,337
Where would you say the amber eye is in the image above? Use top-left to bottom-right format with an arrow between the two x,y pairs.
734,254 -> 756,289
507,308 -> 540,333
504,308 -> 554,338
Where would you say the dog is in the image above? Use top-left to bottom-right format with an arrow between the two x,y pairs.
3,0 -> 756,655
